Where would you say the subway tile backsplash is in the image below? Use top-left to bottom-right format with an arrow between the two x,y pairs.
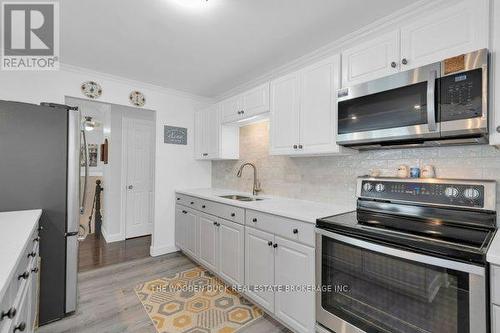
212,121 -> 500,210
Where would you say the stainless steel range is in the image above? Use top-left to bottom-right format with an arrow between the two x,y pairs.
316,177 -> 497,333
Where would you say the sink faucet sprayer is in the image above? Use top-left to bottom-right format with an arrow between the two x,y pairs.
236,162 -> 262,196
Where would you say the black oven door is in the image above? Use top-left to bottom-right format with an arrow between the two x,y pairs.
315,229 -> 487,333
337,62 -> 441,146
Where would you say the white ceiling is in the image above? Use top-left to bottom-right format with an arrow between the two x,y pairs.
61,0 -> 415,97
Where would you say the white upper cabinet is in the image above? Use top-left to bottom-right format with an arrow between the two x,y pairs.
400,0 -> 489,71
220,83 -> 270,124
270,72 -> 300,155
194,105 -> 239,160
341,30 -> 400,87
341,0 -> 489,87
270,55 -> 350,156
299,56 -> 344,155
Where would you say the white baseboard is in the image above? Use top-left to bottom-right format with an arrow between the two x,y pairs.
150,244 -> 179,257
100,227 -> 125,243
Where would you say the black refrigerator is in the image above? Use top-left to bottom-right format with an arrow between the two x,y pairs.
0,100 -> 81,325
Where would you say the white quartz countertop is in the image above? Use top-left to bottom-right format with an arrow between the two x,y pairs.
487,230 -> 500,265
175,188 -> 355,223
0,210 -> 42,301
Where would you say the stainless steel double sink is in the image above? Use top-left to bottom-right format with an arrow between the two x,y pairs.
219,195 -> 265,202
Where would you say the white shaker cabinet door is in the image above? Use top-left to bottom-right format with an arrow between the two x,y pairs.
270,72 -> 300,155
241,83 -> 270,118
220,96 -> 241,124
274,236 -> 315,333
183,209 -> 199,259
245,227 -> 275,313
341,30 -> 400,87
204,106 -> 219,159
299,55 -> 341,155
218,219 -> 245,287
198,214 -> 218,272
175,205 -> 186,249
400,0 -> 489,71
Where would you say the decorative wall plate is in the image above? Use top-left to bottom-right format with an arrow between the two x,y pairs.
81,81 -> 102,99
129,90 -> 146,107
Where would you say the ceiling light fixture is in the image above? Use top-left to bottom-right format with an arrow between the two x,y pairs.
170,0 -> 210,11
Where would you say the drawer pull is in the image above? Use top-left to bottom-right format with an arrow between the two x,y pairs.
190,202 -> 194,205
202,205 -> 206,209
293,228 -> 299,234
273,243 -> 278,248
176,197 -> 180,201
215,222 -> 220,227
17,272 -> 29,280
213,221 -> 217,226
231,213 -> 236,217
1,307 -> 16,320
268,241 -> 273,246
14,322 -> 26,332
252,218 -> 257,222
182,210 -> 187,214
31,267 -> 39,273
27,251 -> 37,258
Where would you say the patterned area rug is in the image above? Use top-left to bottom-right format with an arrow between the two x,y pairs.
135,267 -> 263,333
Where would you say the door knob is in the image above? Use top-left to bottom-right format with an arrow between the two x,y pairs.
127,185 -> 133,190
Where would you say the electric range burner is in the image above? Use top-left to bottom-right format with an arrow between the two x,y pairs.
317,177 -> 497,264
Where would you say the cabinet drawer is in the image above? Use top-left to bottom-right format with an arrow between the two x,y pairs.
200,200 -> 245,225
492,265 -> 500,305
175,194 -> 199,209
245,210 -> 315,246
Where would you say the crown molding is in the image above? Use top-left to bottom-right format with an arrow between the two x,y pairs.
214,0 -> 448,102
59,62 -> 213,103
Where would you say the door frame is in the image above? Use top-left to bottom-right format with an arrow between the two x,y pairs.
121,116 -> 156,239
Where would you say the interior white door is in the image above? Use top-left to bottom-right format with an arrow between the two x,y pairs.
299,55 -> 341,154
198,214 -> 218,272
270,72 -> 300,155
218,218 -> 245,286
400,0 -> 488,70
341,30 -> 400,87
245,226 -> 275,312
274,236 -> 315,333
124,117 -> 154,239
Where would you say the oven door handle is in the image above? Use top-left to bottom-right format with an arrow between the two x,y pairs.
316,228 -> 485,276
427,69 -> 438,132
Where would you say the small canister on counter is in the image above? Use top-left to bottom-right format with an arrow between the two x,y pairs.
410,167 -> 421,178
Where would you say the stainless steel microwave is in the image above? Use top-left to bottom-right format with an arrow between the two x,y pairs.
336,49 -> 488,149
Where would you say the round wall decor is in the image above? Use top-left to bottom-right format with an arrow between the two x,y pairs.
129,90 -> 146,107
81,81 -> 102,99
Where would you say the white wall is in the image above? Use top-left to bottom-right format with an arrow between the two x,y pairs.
0,65 -> 213,256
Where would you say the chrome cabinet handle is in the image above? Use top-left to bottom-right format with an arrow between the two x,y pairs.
31,267 -> 39,273
427,70 -> 437,132
402,58 -> 408,65
391,61 -> 397,68
17,272 -> 29,280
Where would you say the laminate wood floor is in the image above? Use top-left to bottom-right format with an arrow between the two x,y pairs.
78,233 -> 151,272
38,252 -> 291,333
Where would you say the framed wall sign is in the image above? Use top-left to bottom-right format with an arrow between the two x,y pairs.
164,126 -> 187,145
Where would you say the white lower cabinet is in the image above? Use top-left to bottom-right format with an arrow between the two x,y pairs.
245,227 -> 275,313
175,196 -> 316,333
218,218 -> 245,286
494,305 -> 500,333
198,214 -> 218,272
274,236 -> 315,333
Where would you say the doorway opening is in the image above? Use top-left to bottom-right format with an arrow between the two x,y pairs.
65,97 -> 155,272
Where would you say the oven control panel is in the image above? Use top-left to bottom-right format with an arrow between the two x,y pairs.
360,180 -> 485,208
